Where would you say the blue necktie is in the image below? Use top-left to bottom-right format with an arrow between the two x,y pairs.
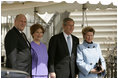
67,36 -> 71,56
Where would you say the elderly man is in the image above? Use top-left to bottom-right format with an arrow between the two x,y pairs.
48,17 -> 79,78
4,14 -> 32,76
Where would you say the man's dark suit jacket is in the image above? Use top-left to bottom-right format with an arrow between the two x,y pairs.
4,26 -> 32,75
48,32 -> 79,78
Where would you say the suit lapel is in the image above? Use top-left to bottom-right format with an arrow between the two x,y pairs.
71,35 -> 75,55
13,27 -> 31,48
60,32 -> 69,54
61,32 -> 74,55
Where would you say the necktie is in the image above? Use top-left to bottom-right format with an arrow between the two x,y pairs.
67,36 -> 71,56
21,32 -> 30,47
21,32 -> 28,41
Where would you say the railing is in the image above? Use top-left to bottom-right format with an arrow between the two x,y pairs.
105,44 -> 117,78
105,56 -> 117,78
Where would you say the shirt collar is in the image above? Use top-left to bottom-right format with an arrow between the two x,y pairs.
63,31 -> 71,38
14,26 -> 22,33
83,40 -> 96,48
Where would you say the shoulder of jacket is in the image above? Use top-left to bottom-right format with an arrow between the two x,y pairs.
72,34 -> 78,39
51,32 -> 62,39
71,35 -> 79,42
93,42 -> 99,47
6,28 -> 17,37
78,44 -> 85,50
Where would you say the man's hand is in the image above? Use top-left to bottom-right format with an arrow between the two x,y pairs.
76,74 -> 78,78
49,72 -> 56,78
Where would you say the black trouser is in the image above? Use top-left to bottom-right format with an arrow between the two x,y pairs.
69,73 -> 72,78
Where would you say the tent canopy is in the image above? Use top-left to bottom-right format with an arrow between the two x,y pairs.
1,1 -> 117,16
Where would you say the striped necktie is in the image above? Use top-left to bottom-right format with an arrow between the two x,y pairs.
21,32 -> 30,48
67,36 -> 71,56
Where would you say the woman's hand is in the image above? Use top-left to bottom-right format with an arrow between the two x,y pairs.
90,65 -> 105,74
90,68 -> 102,74
100,65 -> 105,72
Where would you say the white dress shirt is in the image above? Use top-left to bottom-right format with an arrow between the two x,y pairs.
63,32 -> 73,50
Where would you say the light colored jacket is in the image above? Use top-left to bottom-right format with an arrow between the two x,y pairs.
76,41 -> 106,78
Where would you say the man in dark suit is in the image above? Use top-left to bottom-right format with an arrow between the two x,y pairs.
48,18 -> 79,78
4,14 -> 32,76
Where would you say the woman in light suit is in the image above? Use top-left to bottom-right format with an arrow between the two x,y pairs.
76,26 -> 106,78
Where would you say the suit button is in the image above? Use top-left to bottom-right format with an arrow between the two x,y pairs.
90,63 -> 92,65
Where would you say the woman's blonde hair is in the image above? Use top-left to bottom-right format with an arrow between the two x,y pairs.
82,26 -> 95,37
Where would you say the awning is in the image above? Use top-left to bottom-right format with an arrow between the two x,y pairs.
37,1 -> 116,14
1,0 -> 117,16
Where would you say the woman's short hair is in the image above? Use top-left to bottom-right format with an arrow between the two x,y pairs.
82,26 -> 95,36
30,24 -> 45,37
